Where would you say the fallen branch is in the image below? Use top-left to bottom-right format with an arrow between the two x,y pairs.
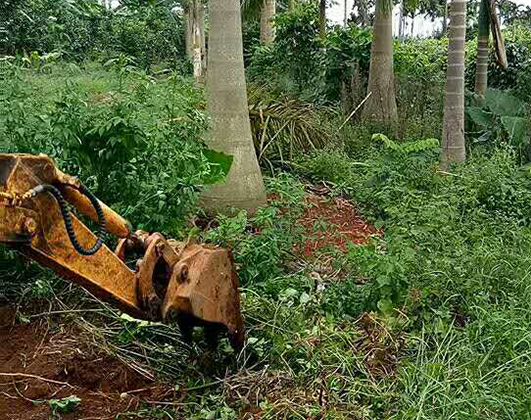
0,372 -> 73,387
338,92 -> 372,132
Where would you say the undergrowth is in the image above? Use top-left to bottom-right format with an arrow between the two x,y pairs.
2,64 -> 531,420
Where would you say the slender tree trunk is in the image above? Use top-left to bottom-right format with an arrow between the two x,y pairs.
260,0 -> 276,45
442,0 -> 448,35
186,1 -> 206,81
410,13 -> 415,36
344,0 -> 348,27
361,0 -> 398,123
319,0 -> 326,40
356,0 -> 369,27
441,0 -> 467,166
184,5 -> 193,59
474,0 -> 490,103
398,0 -> 405,39
198,2 -> 206,75
201,0 -> 267,215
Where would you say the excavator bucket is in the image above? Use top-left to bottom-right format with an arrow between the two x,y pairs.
161,244 -> 245,350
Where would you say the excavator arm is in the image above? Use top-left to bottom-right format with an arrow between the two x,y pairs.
0,154 -> 244,350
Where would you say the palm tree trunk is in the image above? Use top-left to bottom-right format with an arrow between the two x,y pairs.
344,0 -> 348,27
474,0 -> 490,104
361,0 -> 397,123
200,0 -> 267,215
441,0 -> 467,166
442,0 -> 448,35
260,0 -> 276,45
319,0 -> 326,40
184,5 -> 193,59
398,0 -> 405,40
198,2 -> 206,75
358,0 -> 369,27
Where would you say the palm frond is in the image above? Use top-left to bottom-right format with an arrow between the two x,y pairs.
247,83 -> 340,164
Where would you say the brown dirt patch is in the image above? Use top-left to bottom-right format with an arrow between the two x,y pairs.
0,306 -> 172,420
296,195 -> 380,258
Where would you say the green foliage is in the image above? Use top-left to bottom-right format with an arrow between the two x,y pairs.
3,0 -> 185,68
466,24 -> 531,100
49,395 -> 81,415
467,88 -> 530,161
372,133 -> 440,154
203,175 -> 305,286
2,63 -> 221,235
247,1 -> 323,100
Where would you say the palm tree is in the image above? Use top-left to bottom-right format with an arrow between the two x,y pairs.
319,0 -> 326,40
184,0 -> 206,80
440,0 -> 467,166
474,0 -> 489,104
260,0 -> 276,44
475,0 -> 507,104
242,0 -> 276,45
361,0 -> 398,122
200,0 -> 267,215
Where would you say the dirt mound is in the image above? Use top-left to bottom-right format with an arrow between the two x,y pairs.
296,194 -> 379,257
0,306 -> 171,419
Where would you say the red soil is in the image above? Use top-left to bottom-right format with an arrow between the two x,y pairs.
0,306 -> 172,420
295,194 -> 379,257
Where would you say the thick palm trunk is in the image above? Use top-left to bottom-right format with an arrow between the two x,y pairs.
441,0 -> 467,166
319,0 -> 326,40
474,0 -> 490,104
361,0 -> 397,122
200,0 -> 267,215
260,0 -> 276,45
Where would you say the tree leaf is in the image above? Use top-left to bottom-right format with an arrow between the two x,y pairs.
467,107 -> 494,127
48,396 -> 81,414
202,149 -> 234,185
501,116 -> 529,145
486,88 -> 527,117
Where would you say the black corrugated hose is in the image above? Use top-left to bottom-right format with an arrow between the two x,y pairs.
25,184 -> 106,256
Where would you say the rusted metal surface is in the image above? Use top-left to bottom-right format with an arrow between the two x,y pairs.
161,244 -> 245,349
0,154 -> 245,350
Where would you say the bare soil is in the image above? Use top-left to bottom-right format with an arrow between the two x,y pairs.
0,306 -> 172,420
296,194 -> 380,257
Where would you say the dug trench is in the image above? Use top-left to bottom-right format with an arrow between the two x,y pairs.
0,306 -> 173,419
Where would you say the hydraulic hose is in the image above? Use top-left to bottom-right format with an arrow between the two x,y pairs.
24,184 -> 106,256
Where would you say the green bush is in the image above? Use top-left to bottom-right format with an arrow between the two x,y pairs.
2,64 -> 221,235
297,137 -> 531,318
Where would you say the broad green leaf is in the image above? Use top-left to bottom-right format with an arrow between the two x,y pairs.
202,149 -> 234,185
486,88 -> 527,117
48,396 -> 81,414
501,116 -> 529,145
467,107 -> 494,127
